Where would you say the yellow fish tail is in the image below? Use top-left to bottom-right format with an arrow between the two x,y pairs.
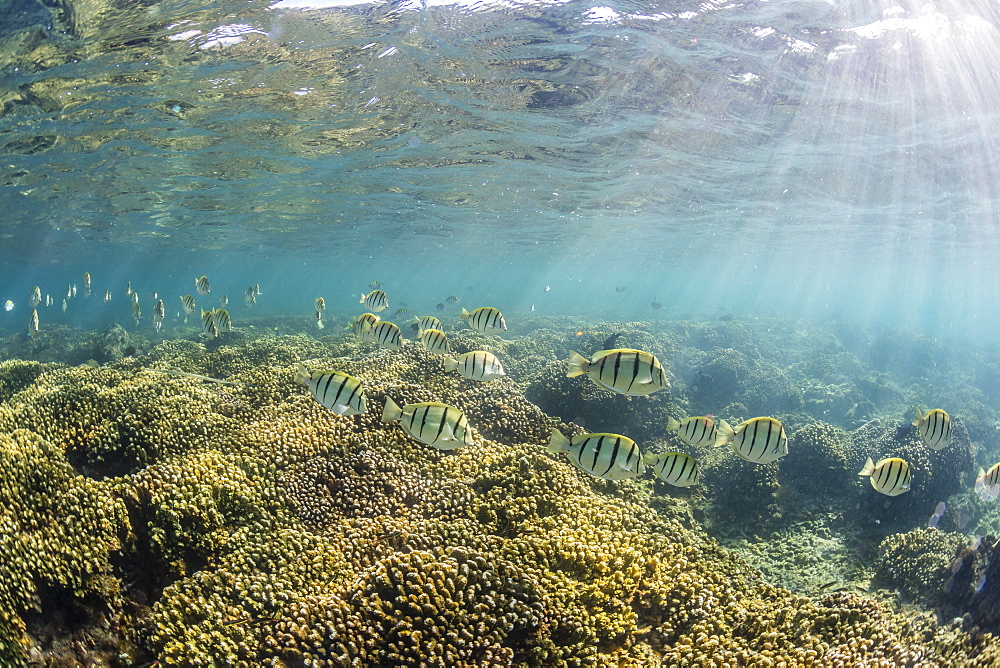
381,397 -> 403,423
547,429 -> 570,454
714,419 -> 735,447
566,351 -> 590,378
858,456 -> 875,477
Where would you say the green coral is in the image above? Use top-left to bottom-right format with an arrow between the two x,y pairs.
780,421 -> 851,498
873,528 -> 968,604
0,429 -> 129,663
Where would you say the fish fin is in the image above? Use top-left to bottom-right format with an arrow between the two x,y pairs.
858,456 -> 875,477
714,420 -> 735,447
294,363 -> 310,386
642,452 -> 659,466
460,307 -> 471,319
912,406 -> 924,426
566,351 -> 590,378
975,468 -> 986,494
381,397 -> 402,422
359,293 -> 367,304
444,356 -> 458,373
546,429 -> 570,453
666,418 -> 680,431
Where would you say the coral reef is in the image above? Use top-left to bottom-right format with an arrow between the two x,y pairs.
846,417 -> 976,534
873,528 -> 969,604
0,321 -> 999,666
524,360 -> 673,443
780,421 -> 852,499
686,347 -> 803,417
876,528 -> 1000,635
0,429 -> 129,664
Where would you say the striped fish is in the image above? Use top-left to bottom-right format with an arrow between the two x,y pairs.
295,363 -> 367,416
244,286 -> 257,308
214,308 -> 232,333
131,300 -> 142,326
153,299 -> 165,331
28,308 -> 38,336
859,457 -> 911,496
29,286 -> 41,308
83,272 -> 91,297
460,306 -> 507,334
547,429 -> 645,480
104,289 -> 111,303
975,463 -> 1000,501
369,320 -> 403,349
566,349 -> 669,396
349,313 -> 380,340
200,309 -> 218,337
180,295 -> 196,314
419,328 -> 450,355
381,397 -> 473,449
315,298 -> 326,330
444,351 -> 505,381
667,416 -> 719,448
716,417 -> 787,464
913,408 -> 951,450
412,315 -> 442,332
360,289 -> 389,312
195,275 -> 211,295
644,451 -> 701,487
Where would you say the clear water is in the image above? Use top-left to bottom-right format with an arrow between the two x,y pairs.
1,0 -> 999,336
5,2 -> 1000,662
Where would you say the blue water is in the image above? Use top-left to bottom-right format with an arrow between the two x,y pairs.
2,0 -> 1000,341
7,3 -> 1000,662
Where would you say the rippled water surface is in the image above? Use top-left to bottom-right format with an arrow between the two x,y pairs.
2,0 -> 1000,337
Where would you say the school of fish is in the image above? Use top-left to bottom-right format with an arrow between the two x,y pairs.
4,274 -> 993,504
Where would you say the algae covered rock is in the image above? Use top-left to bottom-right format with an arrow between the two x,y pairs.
780,421 -> 851,498
687,347 -> 802,417
94,324 -> 135,362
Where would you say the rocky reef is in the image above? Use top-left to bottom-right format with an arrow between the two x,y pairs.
0,316 -> 999,665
